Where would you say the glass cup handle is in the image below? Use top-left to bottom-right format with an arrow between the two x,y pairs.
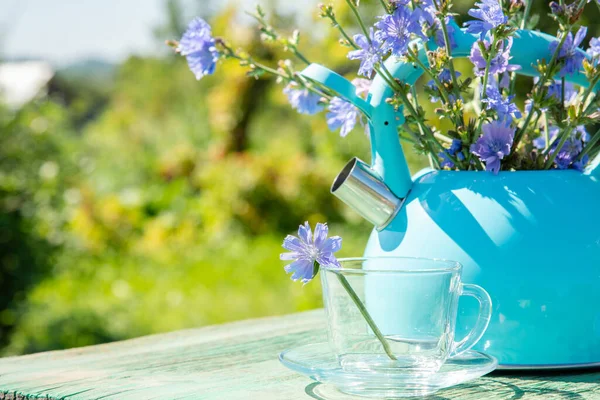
450,283 -> 492,357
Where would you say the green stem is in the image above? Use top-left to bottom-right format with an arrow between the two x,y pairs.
580,74 -> 600,117
435,4 -> 465,127
512,110 -> 538,152
293,49 -> 311,66
392,80 -> 460,166
408,47 -> 464,129
407,48 -> 452,106
543,112 -> 550,151
402,124 -> 441,168
378,0 -> 391,13
375,65 -> 403,92
400,133 -> 417,144
336,274 -> 397,361
481,51 -> 493,98
509,0 -> 533,95
561,76 -> 566,121
512,31 -> 569,150
345,0 -> 371,39
544,125 -> 574,168
329,16 -> 359,49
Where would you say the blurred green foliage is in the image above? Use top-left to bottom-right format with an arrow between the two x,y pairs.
2,0 -> 600,354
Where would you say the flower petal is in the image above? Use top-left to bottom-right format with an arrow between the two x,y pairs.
320,236 -> 342,254
297,221 -> 312,245
287,259 -> 315,282
280,252 -> 299,261
574,26 -> 588,48
313,223 -> 329,249
317,253 -> 341,269
282,235 -> 305,252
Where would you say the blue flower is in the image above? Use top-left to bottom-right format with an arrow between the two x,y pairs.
283,84 -> 324,115
574,125 -> 590,143
419,1 -> 457,49
375,6 -> 423,57
587,37 -> 600,59
348,28 -> 385,77
481,85 -> 522,122
426,69 -> 461,103
470,121 -> 515,174
533,126 -> 559,150
572,154 -> 590,172
178,17 -> 220,80
534,125 -> 589,170
549,27 -> 587,77
546,80 -> 578,104
327,97 -> 361,137
470,38 -> 520,76
281,222 -> 342,284
549,2 -> 562,15
352,78 -> 372,97
554,137 -> 583,169
464,0 -> 507,39
587,35 -> 600,69
438,139 -> 464,168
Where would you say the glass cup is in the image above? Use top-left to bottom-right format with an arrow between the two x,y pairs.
320,257 -> 492,374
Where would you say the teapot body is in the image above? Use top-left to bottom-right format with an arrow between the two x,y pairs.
364,169 -> 600,368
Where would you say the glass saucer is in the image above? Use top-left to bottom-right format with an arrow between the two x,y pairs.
279,342 -> 497,398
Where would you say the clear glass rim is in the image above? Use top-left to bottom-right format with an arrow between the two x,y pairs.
320,256 -> 462,274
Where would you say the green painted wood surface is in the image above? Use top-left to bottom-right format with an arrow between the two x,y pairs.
0,310 -> 597,399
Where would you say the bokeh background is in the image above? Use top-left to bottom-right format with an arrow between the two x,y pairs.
1,0 -> 598,355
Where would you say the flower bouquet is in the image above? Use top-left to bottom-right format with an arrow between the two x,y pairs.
170,0 -> 600,174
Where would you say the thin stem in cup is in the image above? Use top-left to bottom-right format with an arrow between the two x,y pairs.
335,273 -> 397,361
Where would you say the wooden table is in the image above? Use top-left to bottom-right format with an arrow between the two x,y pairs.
0,310 -> 598,399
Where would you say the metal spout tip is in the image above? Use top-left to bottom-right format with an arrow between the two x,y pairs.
331,158 -> 403,230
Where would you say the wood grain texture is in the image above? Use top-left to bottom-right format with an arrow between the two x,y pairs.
0,310 -> 597,399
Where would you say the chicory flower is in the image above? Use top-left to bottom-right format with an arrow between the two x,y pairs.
470,121 -> 515,174
348,28 -> 385,78
352,78 -> 372,97
464,0 -> 507,39
549,27 -> 587,77
283,84 -> 324,115
470,38 -> 521,76
534,125 -> 589,170
178,17 -> 220,80
327,98 -> 362,137
426,69 -> 461,103
533,126 -> 559,150
482,85 -> 522,122
419,1 -> 457,49
587,37 -> 600,59
438,139 -> 464,168
281,222 -> 342,284
375,5 -> 424,57
534,125 -> 589,150
546,80 -> 578,105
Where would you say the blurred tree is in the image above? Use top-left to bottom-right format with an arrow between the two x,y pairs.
0,100 -> 79,349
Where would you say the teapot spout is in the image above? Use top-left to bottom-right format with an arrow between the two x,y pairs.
331,158 -> 404,230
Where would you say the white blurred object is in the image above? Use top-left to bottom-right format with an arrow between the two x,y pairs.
0,61 -> 54,108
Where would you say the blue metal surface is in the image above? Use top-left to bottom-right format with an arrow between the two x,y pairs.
364,170 -> 600,366
301,25 -> 600,367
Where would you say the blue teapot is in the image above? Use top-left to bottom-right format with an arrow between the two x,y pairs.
301,26 -> 600,369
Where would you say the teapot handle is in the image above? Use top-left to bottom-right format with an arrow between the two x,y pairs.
301,23 -> 596,198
